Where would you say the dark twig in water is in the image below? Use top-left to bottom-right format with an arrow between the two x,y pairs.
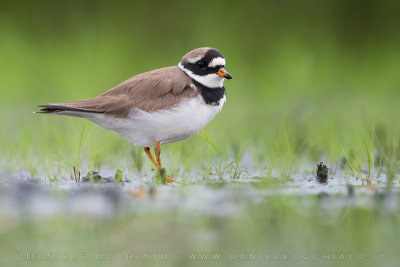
316,162 -> 328,184
73,166 -> 80,183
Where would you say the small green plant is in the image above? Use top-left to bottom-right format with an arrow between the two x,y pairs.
199,129 -> 230,179
365,141 -> 373,185
281,128 -> 305,182
114,169 -> 123,183
49,175 -> 57,188
156,168 -> 167,185
364,123 -> 377,185
211,156 -> 232,179
341,147 -> 361,180
230,144 -> 247,179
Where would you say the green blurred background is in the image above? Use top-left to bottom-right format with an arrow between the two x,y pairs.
2,2 -> 400,267
1,0 -> 400,171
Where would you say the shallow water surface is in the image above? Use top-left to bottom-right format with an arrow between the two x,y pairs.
0,166 -> 398,219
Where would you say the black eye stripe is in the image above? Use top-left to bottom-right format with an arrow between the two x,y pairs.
183,63 -> 220,76
197,61 -> 206,68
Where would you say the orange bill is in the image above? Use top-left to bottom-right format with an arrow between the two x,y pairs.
216,68 -> 232,79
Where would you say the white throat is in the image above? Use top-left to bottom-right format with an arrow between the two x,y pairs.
178,63 -> 224,88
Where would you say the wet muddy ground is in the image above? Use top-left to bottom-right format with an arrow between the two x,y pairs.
1,163 -> 398,219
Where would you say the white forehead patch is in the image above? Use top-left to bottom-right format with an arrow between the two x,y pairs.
208,57 -> 226,68
187,56 -> 202,64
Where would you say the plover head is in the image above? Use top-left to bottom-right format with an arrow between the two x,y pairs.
178,47 -> 232,89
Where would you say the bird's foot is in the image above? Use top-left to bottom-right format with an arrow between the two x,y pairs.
158,168 -> 179,184
167,176 -> 179,184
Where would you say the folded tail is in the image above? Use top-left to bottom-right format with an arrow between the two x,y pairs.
36,99 -> 105,115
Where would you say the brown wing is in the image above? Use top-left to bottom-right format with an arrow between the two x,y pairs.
38,66 -> 198,118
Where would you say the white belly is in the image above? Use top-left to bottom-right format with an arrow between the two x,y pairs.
85,95 -> 225,147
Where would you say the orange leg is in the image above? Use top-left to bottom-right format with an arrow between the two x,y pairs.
151,142 -> 179,184
154,141 -> 162,168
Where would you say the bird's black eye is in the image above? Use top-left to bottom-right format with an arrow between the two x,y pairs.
197,61 -> 206,68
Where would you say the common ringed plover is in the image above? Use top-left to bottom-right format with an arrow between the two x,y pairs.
37,47 -> 232,182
